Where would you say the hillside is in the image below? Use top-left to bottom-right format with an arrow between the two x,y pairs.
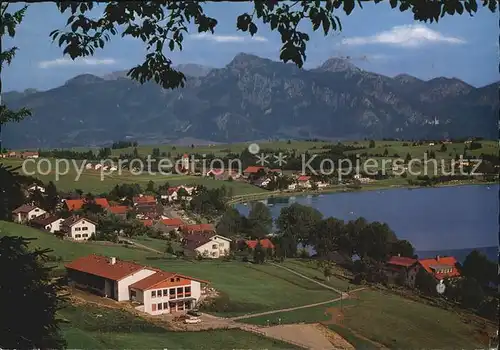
3,53 -> 498,148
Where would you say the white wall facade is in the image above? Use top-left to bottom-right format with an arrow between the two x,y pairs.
45,218 -> 64,233
138,280 -> 202,315
27,207 -> 46,221
117,269 -> 157,301
69,219 -> 96,240
195,236 -> 231,258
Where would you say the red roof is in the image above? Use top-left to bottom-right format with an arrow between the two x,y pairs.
109,206 -> 128,214
182,223 -> 214,233
140,219 -> 153,227
297,175 -> 311,181
65,198 -> 110,211
65,254 -> 148,281
167,187 -> 180,195
387,256 -> 417,268
183,154 -> 189,157
133,196 -> 156,204
129,271 -> 209,291
161,218 -> 184,227
418,256 -> 461,279
244,166 -> 265,174
207,168 -> 224,176
245,239 -> 275,250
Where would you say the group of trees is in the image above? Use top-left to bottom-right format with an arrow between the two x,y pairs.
218,202 -> 415,271
111,140 -> 138,149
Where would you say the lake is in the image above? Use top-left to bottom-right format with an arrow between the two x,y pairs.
235,184 -> 499,255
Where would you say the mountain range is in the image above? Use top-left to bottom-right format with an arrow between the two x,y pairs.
3,53 -> 498,148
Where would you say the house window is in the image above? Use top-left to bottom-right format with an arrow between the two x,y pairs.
75,234 -> 81,238
75,227 -> 81,231
178,303 -> 184,311
185,301 -> 191,310
170,278 -> 174,282
82,234 -> 88,238
163,289 -> 168,296
152,304 -> 157,311
185,286 -> 191,293
218,243 -> 224,247
212,244 -> 217,249
163,302 -> 169,309
131,290 -> 136,298
82,227 -> 88,231
176,277 -> 180,282
158,303 -> 163,310
152,291 -> 156,298
157,290 -> 162,297
177,287 -> 183,293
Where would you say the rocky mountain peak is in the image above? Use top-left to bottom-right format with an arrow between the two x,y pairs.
316,57 -> 361,73
65,74 -> 105,86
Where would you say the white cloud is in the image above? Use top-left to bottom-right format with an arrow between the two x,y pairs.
341,24 -> 465,48
190,33 -> 268,43
38,57 -> 117,69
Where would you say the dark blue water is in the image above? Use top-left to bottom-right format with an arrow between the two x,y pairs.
235,184 -> 499,252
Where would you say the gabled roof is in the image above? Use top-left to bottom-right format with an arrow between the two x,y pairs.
109,205 -> 128,214
181,223 -> 214,233
244,166 -> 265,174
297,175 -> 311,181
245,238 -> 275,249
65,254 -> 149,281
418,256 -> 460,279
133,195 -> 156,204
161,218 -> 184,227
64,198 -> 110,211
140,219 -> 153,227
387,256 -> 418,268
31,215 -> 61,227
130,271 -> 209,291
61,216 -> 96,227
12,204 -> 39,214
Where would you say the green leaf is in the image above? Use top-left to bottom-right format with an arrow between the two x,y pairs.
343,0 -> 355,15
249,22 -> 258,36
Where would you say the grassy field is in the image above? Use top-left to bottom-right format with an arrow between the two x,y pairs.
6,139 -> 497,194
60,303 -> 296,349
239,288 -> 490,349
0,221 -> 338,316
2,158 -> 264,194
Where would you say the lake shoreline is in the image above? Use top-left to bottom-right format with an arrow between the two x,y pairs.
229,180 -> 498,205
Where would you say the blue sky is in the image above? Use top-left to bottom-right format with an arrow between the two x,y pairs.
3,2 -> 498,91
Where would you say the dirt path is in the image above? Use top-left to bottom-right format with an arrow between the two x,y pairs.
269,262 -> 344,294
118,236 -> 163,254
230,287 -> 366,321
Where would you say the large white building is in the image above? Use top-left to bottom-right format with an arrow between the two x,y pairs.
65,254 -> 209,315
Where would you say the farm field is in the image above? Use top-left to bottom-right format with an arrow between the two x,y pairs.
60,303 -> 296,349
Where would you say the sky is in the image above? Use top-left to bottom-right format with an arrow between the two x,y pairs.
3,2 -> 499,92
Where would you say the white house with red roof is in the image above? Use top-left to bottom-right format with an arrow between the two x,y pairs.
418,256 -> 460,280
65,254 -> 209,315
297,175 -> 312,188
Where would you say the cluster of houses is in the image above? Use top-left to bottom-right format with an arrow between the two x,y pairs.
384,254 -> 461,286
0,151 -> 39,159
240,165 -> 328,190
13,182 -> 274,260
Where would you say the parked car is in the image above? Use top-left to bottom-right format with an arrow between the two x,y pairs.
187,309 -> 201,317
